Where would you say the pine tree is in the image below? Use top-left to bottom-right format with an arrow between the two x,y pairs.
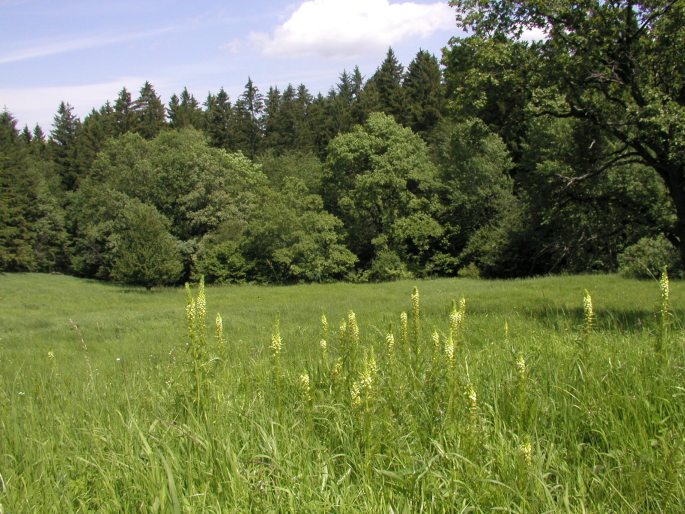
404,50 -> 445,137
1,110 -> 68,271
204,87 -> 233,150
169,87 -> 204,129
75,104 -> 115,175
113,88 -> 135,135
368,48 -> 407,124
263,86 -> 282,151
133,81 -> 166,139
232,78 -> 264,159
30,125 -> 47,158
49,101 -> 81,190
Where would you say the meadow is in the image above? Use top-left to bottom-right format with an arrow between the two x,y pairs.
0,273 -> 684,512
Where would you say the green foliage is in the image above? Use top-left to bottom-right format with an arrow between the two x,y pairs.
132,81 -> 166,139
193,239 -> 247,284
432,117 -> 517,276
515,116 -> 676,274
363,247 -> 412,282
324,112 -> 440,271
258,149 -> 323,194
403,49 -> 445,138
110,199 -> 183,288
48,101 -> 81,190
90,128 -> 267,241
618,235 -> 681,279
449,0 -> 685,266
243,178 -> 357,283
0,111 -> 68,272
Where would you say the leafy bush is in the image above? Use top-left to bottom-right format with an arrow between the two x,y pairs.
193,240 -> 247,284
364,249 -> 412,282
110,200 -> 183,288
618,235 -> 681,279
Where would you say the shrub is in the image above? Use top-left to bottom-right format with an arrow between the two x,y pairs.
364,249 -> 412,282
193,240 -> 248,284
618,235 -> 681,279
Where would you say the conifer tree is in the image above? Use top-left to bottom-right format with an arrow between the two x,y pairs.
133,81 -> 166,139
75,104 -> 115,175
113,88 -> 135,135
168,87 -> 204,129
49,101 -> 81,190
232,78 -> 264,159
404,50 -> 445,137
368,48 -> 407,124
204,87 -> 233,150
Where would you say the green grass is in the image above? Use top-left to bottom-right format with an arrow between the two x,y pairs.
1,272 -> 684,512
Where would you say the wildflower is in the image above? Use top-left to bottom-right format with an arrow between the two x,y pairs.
386,332 -> 395,357
467,382 -> 478,420
299,373 -> 311,402
583,289 -> 594,335
400,311 -> 408,344
347,311 -> 359,346
215,313 -> 224,345
516,353 -> 527,379
270,318 -> 282,359
411,287 -> 420,315
48,350 -> 55,361
520,441 -> 533,465
321,314 -> 328,337
444,334 -> 455,369
431,328 -> 440,357
319,339 -> 327,354
332,358 -> 343,381
351,352 -> 378,409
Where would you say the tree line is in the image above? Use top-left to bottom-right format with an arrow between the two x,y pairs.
2,1 -> 683,286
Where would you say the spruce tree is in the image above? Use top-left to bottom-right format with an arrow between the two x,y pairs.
232,78 -> 264,159
113,88 -> 135,135
404,50 -> 445,137
49,101 -> 81,190
204,87 -> 233,150
169,87 -> 204,129
368,48 -> 407,124
133,81 -> 166,139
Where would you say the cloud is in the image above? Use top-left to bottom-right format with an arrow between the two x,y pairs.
249,0 -> 454,58
0,27 -> 175,65
0,77 -> 157,131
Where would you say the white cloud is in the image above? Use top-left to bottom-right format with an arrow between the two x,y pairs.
0,77 -> 155,131
0,27 -> 175,65
250,0 -> 454,58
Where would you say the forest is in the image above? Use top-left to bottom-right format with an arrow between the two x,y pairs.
1,1 -> 684,287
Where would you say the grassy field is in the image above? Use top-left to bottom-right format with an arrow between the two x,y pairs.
1,273 -> 684,512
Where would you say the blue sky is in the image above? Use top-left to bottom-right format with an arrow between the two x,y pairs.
0,0 -> 460,133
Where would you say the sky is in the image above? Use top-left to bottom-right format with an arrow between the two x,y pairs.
0,0 -> 461,133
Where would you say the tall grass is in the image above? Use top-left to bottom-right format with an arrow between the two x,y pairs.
0,273 -> 683,512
